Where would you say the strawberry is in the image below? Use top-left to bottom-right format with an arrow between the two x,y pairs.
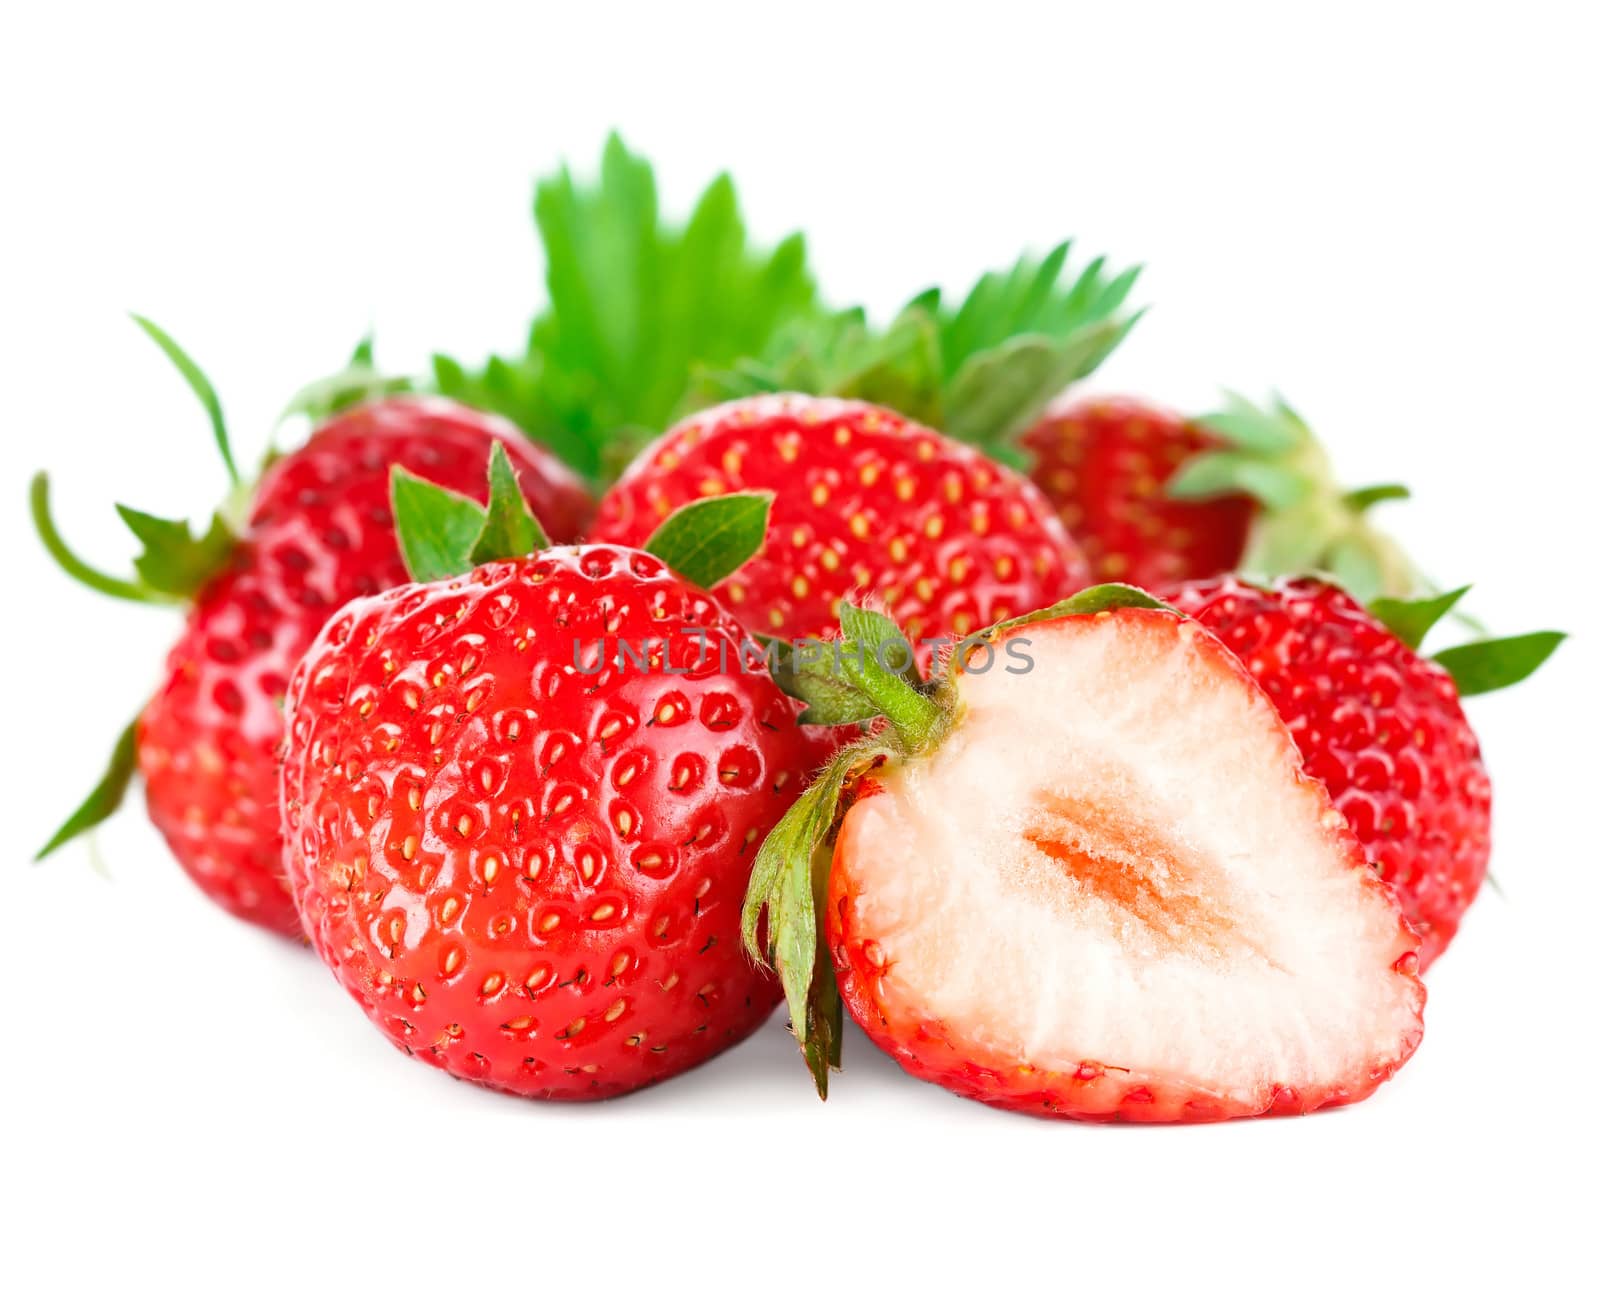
1022,393 -> 1418,599
744,590 -> 1426,1119
589,394 -> 1090,660
281,480 -> 816,1099
1164,575 -> 1563,968
32,321 -> 591,933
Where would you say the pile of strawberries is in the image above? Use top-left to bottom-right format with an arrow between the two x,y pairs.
33,138 -> 1561,1122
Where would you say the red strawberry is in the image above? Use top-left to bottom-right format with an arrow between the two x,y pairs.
746,591 -> 1425,1119
589,394 -> 1090,660
33,324 -> 591,934
281,479 -> 817,1097
1022,393 -> 1416,599
1023,395 -> 1251,586
1164,575 -> 1563,968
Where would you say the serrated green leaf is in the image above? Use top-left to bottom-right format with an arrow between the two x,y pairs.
115,506 -> 236,599
1167,450 -> 1312,510
433,135 -> 823,482
469,443 -> 550,565
1369,586 -> 1471,650
944,320 -> 1126,458
390,467 -> 486,583
36,720 -> 139,859
643,491 -> 772,589
1433,631 -> 1565,696
130,315 -> 238,486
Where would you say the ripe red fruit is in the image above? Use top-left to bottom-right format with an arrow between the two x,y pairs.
281,545 -> 817,1099
1022,395 -> 1251,587
1163,575 -> 1561,969
590,394 -> 1090,657
1022,393 -> 1415,598
747,590 -> 1425,1119
35,370 -> 591,934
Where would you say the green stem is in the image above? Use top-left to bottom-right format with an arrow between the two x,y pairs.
838,653 -> 944,752
30,473 -> 176,605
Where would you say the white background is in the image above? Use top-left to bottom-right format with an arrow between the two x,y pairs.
3,3 -> 1596,1296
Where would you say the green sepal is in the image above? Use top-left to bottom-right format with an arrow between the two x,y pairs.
390,467 -> 487,583
469,443 -> 550,565
1369,586 -> 1471,650
115,506 -> 237,600
36,720 -> 139,860
742,741 -> 884,1097
30,473 -> 179,606
1433,631 -> 1565,697
1192,391 -> 1305,455
764,638 -> 880,727
1166,450 -> 1312,510
642,491 -> 773,590
1344,483 -> 1411,512
982,583 -> 1172,640
131,314 -> 239,486
684,244 -> 1140,459
279,332 -> 413,426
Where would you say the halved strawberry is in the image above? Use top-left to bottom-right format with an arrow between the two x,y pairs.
746,590 -> 1425,1120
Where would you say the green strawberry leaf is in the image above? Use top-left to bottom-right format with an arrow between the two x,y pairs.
36,719 -> 139,860
1369,586 -> 1471,650
390,467 -> 487,583
643,491 -> 773,590
116,505 -> 237,600
469,442 -> 550,565
131,314 -> 239,486
1433,631 -> 1565,696
434,134 -> 822,483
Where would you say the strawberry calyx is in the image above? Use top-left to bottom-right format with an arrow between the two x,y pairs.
391,449 -> 775,589
688,247 -> 1143,471
1367,585 -> 1564,694
742,583 -> 1171,1096
31,317 -> 249,609
1165,392 -> 1420,602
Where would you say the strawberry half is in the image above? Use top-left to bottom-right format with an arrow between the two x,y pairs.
31,321 -> 591,933
745,590 -> 1426,1119
1022,393 -> 1418,599
1165,575 -> 1563,968
590,394 -> 1090,659
282,478 -> 818,1099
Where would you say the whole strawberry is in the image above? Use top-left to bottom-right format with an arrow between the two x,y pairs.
590,394 -> 1090,656
1165,575 -> 1562,968
282,481 -> 815,1099
1023,393 -> 1416,599
32,322 -> 591,934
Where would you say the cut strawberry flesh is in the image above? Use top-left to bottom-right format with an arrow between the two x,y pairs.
829,609 -> 1425,1119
